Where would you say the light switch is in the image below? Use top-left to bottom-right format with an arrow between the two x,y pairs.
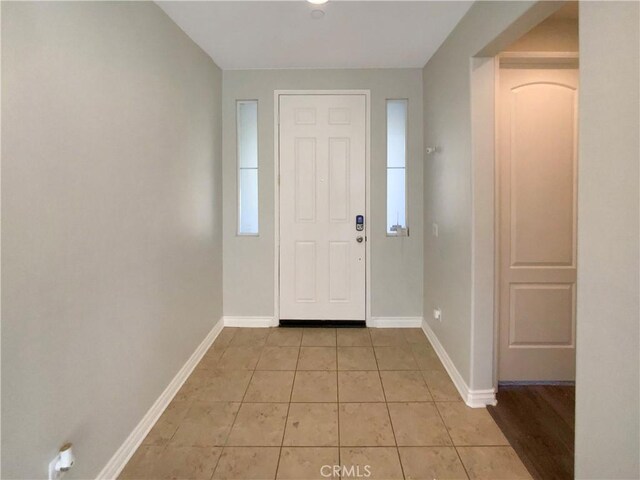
432,223 -> 439,237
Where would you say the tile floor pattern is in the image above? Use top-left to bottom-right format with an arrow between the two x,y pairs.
120,327 -> 531,480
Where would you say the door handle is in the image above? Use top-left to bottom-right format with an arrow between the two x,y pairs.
356,236 -> 364,243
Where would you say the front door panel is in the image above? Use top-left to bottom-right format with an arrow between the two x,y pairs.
279,94 -> 366,320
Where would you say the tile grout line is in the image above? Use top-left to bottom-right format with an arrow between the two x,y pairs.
211,330 -> 263,479
410,342 -> 445,403
432,398 -> 471,480
409,344 -> 437,402
142,328 -> 476,480
187,327 -> 242,480
206,327 -> 239,480
273,334 -> 302,480
160,335 -> 232,450
371,330 -> 407,480
151,329 -> 470,478
406,332 -> 471,479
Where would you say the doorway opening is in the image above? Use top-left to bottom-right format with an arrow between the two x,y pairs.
488,4 -> 579,479
496,58 -> 578,382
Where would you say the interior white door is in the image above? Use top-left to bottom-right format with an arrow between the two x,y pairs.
279,94 -> 366,321
498,67 -> 578,381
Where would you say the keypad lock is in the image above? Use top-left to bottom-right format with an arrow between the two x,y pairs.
356,215 -> 364,232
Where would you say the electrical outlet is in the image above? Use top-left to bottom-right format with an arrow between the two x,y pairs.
426,146 -> 439,155
433,308 -> 442,322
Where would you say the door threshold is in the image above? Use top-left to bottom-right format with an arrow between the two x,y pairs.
279,320 -> 366,328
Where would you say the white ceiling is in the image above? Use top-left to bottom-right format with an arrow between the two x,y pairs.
158,1 -> 473,69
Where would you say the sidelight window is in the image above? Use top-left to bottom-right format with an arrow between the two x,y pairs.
386,99 -> 408,235
237,100 -> 259,235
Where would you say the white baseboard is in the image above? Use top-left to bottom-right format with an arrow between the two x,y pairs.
96,317 -> 224,480
421,319 -> 496,408
368,316 -> 423,328
223,316 -> 277,327
464,388 -> 498,408
222,316 -> 423,329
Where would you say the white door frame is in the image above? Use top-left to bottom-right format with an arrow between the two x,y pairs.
467,51 -> 579,398
273,90 -> 371,326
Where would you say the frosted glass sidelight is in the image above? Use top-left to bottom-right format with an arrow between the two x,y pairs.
239,168 -> 258,234
237,100 -> 259,234
386,99 -> 408,234
387,168 -> 406,234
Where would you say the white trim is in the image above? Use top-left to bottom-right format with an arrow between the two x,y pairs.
499,51 -> 579,68
469,56 -> 499,395
223,316 -> 277,328
273,90 -> 371,326
421,319 -> 497,408
499,51 -> 579,59
492,56 -> 501,392
96,318 -> 224,480
466,388 -> 499,408
369,317 -> 423,328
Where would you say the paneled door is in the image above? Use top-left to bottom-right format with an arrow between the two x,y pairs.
279,94 -> 366,321
498,67 -> 578,381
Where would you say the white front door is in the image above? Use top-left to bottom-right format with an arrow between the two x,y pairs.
279,94 -> 366,321
498,67 -> 578,381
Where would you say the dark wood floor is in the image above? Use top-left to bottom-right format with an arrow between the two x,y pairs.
487,384 -> 575,480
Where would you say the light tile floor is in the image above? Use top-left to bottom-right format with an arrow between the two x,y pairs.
120,327 -> 532,480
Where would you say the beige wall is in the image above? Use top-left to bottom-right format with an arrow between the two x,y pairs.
1,3 -> 223,478
222,69 -> 424,320
422,1 -> 560,387
505,16 -> 578,52
425,0 -> 639,473
575,2 -> 639,478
